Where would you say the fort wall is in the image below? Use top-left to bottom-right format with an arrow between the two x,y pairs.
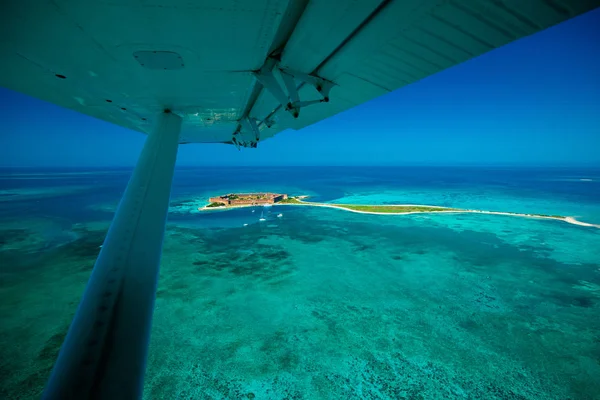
208,192 -> 288,206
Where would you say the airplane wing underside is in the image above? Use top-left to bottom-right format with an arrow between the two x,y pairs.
1,0 -> 598,147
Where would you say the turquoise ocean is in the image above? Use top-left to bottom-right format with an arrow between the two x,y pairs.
1,166 -> 599,399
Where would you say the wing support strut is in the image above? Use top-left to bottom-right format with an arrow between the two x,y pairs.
253,61 -> 335,119
236,58 -> 336,149
252,65 -> 294,117
42,110 -> 182,400
279,67 -> 334,103
240,116 -> 261,142
232,116 -> 261,149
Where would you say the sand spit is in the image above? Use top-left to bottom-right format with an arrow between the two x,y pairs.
198,199 -> 600,229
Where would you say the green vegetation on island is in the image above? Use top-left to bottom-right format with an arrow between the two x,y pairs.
531,213 -> 565,219
278,197 -> 303,204
206,202 -> 225,208
278,198 -> 457,213
335,205 -> 457,213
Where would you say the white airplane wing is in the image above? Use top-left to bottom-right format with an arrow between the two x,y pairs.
2,0 -> 598,147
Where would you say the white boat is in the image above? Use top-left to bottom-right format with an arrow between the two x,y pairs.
243,223 -> 248,226
259,209 -> 266,221
277,213 -> 283,218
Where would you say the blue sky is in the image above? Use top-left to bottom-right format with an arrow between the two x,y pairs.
1,9 -> 599,167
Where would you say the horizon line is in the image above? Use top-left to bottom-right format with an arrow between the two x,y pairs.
1,163 -> 600,169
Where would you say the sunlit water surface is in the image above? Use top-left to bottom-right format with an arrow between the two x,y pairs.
1,166 -> 599,399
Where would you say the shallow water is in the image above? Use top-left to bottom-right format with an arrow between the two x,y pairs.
1,166 -> 599,399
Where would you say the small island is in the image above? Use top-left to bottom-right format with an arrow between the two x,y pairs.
198,194 -> 600,229
206,192 -> 288,208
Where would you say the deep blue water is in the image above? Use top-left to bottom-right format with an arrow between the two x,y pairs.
4,165 -> 599,220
